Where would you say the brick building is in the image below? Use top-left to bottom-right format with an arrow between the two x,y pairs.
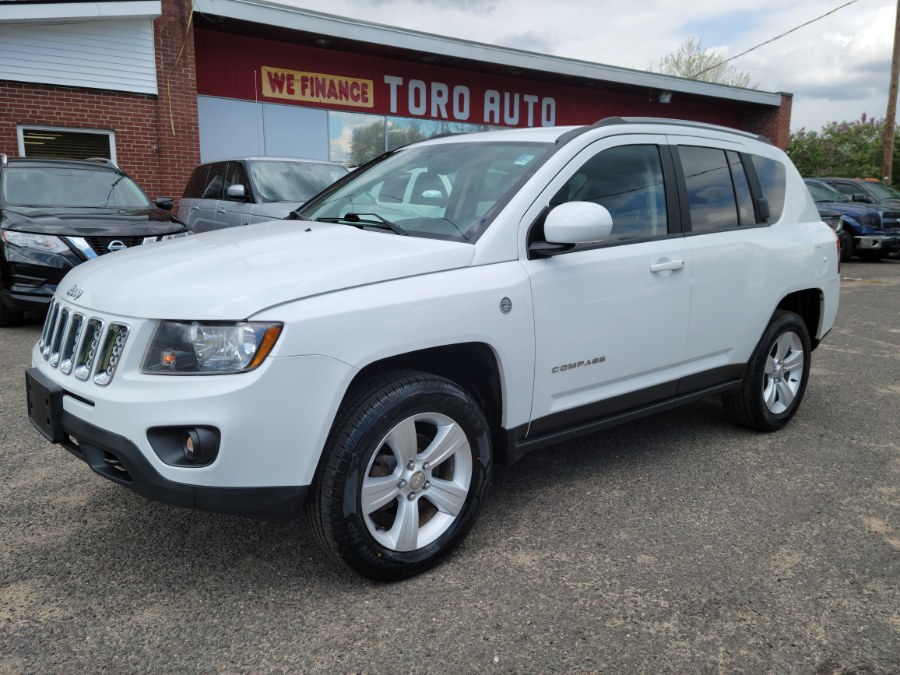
0,0 -> 793,203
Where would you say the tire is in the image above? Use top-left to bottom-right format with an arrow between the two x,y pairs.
307,371 -> 492,581
722,310 -> 811,432
843,232 -> 855,261
838,232 -> 851,263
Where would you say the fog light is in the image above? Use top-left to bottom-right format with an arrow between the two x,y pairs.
147,425 -> 220,467
184,430 -> 200,461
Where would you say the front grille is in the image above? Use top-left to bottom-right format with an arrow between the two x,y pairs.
84,236 -> 147,255
39,299 -> 129,386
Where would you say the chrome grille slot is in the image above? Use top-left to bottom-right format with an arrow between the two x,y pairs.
59,313 -> 84,375
48,308 -> 69,368
74,319 -> 103,381
93,324 -> 129,386
39,300 -> 57,350
39,299 -> 130,386
42,303 -> 61,359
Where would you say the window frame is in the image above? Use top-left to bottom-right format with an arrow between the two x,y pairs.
671,144 -> 774,235
17,124 -> 117,163
526,139 -> 683,257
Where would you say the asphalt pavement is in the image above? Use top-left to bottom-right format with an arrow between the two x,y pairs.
1,261 -> 898,673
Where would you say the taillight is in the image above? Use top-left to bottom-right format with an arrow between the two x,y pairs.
834,230 -> 841,273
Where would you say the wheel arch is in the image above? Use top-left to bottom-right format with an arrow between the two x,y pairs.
776,288 -> 823,349
341,342 -> 510,462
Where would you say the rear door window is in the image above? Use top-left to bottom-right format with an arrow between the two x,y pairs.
678,146 -> 739,232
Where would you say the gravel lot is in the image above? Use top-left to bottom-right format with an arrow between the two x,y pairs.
1,260 -> 898,673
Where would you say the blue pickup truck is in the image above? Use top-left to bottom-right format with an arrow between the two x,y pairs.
805,179 -> 899,262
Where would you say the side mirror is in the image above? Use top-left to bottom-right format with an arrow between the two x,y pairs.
155,197 -> 173,210
545,201 -> 613,244
529,202 -> 614,259
226,184 -> 247,201
851,192 -> 871,203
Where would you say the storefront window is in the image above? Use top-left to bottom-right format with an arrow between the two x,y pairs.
328,111 -> 491,166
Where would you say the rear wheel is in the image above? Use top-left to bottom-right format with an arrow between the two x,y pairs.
723,310 -> 811,431
307,371 -> 492,581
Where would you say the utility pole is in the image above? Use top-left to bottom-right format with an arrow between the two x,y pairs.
883,0 -> 900,185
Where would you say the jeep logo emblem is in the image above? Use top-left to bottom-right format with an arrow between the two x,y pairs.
107,240 -> 128,252
66,285 -> 84,300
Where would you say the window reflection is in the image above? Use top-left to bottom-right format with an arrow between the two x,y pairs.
328,112 -> 493,165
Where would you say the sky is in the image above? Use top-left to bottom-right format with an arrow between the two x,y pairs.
271,0 -> 895,132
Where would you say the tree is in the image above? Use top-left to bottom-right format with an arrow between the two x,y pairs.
650,37 -> 756,88
350,122 -> 425,166
788,114 -> 899,180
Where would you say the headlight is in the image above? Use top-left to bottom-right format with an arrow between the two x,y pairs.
1,230 -> 70,253
141,321 -> 282,374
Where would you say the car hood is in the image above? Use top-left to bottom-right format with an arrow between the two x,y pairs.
58,220 -> 475,319
814,200 -> 876,216
1,206 -> 185,236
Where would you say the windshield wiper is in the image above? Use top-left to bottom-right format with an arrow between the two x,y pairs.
318,212 -> 408,236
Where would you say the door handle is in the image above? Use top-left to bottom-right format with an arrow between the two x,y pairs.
650,259 -> 685,273
216,208 -> 226,213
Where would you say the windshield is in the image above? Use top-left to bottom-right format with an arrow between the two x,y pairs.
0,166 -> 152,208
299,141 -> 552,241
864,181 -> 900,200
806,181 -> 848,203
249,160 -> 349,203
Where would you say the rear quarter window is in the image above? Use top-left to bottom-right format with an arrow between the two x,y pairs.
750,155 -> 786,223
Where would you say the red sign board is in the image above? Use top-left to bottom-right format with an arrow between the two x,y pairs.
195,30 -> 745,129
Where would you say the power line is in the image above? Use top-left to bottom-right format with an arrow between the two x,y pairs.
690,0 -> 862,79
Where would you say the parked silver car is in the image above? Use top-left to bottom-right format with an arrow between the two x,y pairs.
178,157 -> 348,232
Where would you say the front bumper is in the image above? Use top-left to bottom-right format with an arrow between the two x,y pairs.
27,298 -> 359,520
853,234 -> 899,252
26,367 -> 307,521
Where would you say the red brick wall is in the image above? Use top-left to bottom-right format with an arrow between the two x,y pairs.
743,93 -> 793,150
0,0 -> 199,204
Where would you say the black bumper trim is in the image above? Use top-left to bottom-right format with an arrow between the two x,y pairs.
56,412 -> 307,522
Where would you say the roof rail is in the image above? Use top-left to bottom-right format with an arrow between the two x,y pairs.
592,117 -> 772,144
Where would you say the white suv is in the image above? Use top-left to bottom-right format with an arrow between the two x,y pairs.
26,118 -> 840,581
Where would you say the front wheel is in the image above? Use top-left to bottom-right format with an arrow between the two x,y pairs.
723,310 -> 811,432
307,371 -> 492,581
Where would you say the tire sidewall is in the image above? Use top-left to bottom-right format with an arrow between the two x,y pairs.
327,376 -> 492,578
750,312 -> 811,429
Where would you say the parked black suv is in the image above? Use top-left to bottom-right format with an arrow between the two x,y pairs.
1,155 -> 189,326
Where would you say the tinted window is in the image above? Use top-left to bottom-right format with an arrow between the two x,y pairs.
200,162 -> 227,200
680,146 -> 739,232
183,165 -> 210,199
750,155 -> 786,222
552,144 -> 668,241
728,151 -> 755,226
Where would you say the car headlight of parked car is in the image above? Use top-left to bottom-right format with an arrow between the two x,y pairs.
1,230 -> 70,253
141,320 -> 282,374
